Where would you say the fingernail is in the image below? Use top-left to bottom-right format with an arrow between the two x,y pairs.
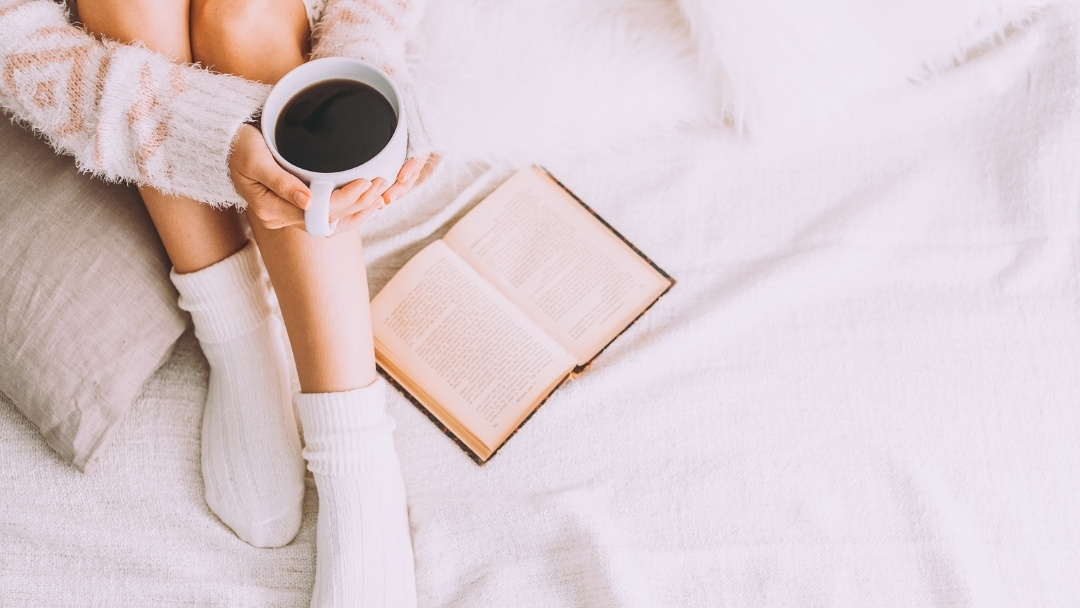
401,167 -> 417,183
293,191 -> 310,209
384,193 -> 394,205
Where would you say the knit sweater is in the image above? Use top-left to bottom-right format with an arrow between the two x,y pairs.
0,0 -> 431,208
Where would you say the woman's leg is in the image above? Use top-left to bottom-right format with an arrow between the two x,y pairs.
190,0 -> 375,394
77,0 -> 248,272
191,4 -> 417,605
79,0 -> 306,548
248,222 -> 378,391
190,0 -> 310,84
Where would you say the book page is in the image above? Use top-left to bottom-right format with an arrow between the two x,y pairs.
443,167 -> 672,364
371,240 -> 576,453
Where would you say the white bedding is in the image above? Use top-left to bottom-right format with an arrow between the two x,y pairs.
4,3 -> 1080,606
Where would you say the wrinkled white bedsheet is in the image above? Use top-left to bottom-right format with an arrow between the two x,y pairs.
4,5 -> 1080,607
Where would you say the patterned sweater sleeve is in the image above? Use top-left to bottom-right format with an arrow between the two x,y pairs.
311,0 -> 436,162
0,0 -> 269,208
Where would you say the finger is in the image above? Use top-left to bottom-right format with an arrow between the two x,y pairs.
382,180 -> 411,205
418,153 -> 439,182
243,148 -> 312,210
383,158 -> 425,204
243,182 -> 306,229
254,196 -> 306,229
330,178 -> 386,223
396,157 -> 424,185
333,201 -> 384,233
330,184 -> 384,224
327,178 -> 372,216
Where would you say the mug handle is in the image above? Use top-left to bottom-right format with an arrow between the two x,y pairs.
305,181 -> 339,237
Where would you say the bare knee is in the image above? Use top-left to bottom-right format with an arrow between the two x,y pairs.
77,0 -> 191,62
190,0 -> 309,83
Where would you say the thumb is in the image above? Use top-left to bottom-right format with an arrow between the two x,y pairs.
248,153 -> 311,210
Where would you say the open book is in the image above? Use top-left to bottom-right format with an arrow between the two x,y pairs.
371,167 -> 674,463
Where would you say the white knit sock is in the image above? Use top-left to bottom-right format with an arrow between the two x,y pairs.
171,241 -> 305,548
296,382 -> 417,608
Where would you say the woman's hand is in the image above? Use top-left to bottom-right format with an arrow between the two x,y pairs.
229,124 -> 387,231
330,154 -> 432,232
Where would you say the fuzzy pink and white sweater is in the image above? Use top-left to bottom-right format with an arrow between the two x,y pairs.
0,0 -> 431,208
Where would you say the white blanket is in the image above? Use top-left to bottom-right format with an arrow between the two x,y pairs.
3,3 -> 1080,606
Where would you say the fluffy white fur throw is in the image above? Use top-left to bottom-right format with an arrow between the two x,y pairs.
413,0 -> 1049,165
677,0 -> 1047,133
414,0 -> 714,165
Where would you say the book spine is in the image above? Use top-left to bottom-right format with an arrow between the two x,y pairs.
377,365 -> 487,465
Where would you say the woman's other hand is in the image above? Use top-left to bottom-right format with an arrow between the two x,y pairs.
330,155 -> 432,232
229,124 -> 386,231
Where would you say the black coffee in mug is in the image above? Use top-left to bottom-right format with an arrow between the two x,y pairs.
274,78 -> 397,173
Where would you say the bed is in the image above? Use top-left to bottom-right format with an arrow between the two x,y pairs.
3,1 -> 1080,605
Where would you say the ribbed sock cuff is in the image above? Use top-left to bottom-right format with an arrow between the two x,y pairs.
170,241 -> 270,343
297,381 -> 399,477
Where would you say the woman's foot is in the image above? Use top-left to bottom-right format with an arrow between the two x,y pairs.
172,241 -> 306,547
296,382 -> 417,608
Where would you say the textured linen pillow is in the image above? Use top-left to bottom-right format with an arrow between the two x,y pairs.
0,117 -> 187,472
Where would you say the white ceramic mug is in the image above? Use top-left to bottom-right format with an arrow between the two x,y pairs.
261,57 -> 408,237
